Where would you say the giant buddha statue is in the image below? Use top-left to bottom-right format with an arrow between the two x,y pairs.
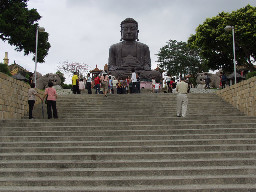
108,18 -> 161,80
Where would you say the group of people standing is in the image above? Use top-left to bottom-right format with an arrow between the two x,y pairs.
71,69 -> 142,97
72,71 -> 110,97
204,73 -> 228,89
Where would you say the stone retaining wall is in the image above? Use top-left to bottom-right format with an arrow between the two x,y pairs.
0,72 -> 44,120
216,76 -> 256,117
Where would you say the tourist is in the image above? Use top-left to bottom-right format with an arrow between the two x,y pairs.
128,76 -> 132,94
172,78 -> 177,92
166,76 -> 171,93
100,71 -> 109,97
94,74 -> 100,94
152,78 -> 156,93
126,76 -> 130,94
86,73 -> 92,94
122,79 -> 127,94
79,79 -> 85,94
154,80 -> 161,93
112,77 -> 118,94
72,72 -> 79,94
131,69 -> 137,93
43,81 -> 58,119
205,74 -> 211,89
108,76 -> 113,94
136,72 -> 141,93
221,73 -> 227,89
116,79 -> 122,94
169,78 -> 175,93
176,77 -> 189,118
28,83 -> 42,119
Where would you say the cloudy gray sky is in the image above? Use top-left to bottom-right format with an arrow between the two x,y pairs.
1,0 -> 255,82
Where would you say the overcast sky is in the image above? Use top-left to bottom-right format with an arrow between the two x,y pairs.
1,0 -> 255,82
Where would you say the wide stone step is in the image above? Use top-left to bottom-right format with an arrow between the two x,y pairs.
1,133 -> 256,142
1,123 -> 256,132
2,118 -> 255,127
1,158 -> 255,169
2,126 -> 256,135
0,175 -> 255,187
1,138 -> 256,147
1,151 -> 255,161
0,166 -> 255,177
1,144 -> 256,153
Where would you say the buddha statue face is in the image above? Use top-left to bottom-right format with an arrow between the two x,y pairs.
120,18 -> 139,41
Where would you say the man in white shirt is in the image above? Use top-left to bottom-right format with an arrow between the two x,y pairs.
176,77 -> 189,117
131,69 -> 137,93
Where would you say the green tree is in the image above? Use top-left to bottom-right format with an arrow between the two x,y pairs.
0,63 -> 11,76
0,0 -> 50,63
156,39 -> 208,79
188,5 -> 256,73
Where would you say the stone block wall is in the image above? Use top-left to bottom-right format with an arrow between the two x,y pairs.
216,76 -> 256,117
0,72 -> 44,120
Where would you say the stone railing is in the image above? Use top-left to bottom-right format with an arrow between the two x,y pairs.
0,72 -> 44,120
216,76 -> 256,117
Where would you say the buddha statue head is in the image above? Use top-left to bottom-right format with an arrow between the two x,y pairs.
120,18 -> 139,41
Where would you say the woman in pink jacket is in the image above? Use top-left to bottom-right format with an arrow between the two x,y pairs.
43,81 -> 58,119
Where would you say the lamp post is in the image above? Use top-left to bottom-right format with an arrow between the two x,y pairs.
224,25 -> 237,84
34,26 -> 45,87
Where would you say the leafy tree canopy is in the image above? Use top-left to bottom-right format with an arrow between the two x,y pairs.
156,39 -> 208,79
0,0 -> 50,63
188,4 -> 256,73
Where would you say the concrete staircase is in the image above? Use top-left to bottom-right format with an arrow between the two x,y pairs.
0,93 -> 256,191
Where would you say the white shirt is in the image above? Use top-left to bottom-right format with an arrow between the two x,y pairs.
131,72 -> 137,83
87,77 -> 92,83
154,83 -> 160,90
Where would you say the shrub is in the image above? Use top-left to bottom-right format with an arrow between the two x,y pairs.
0,63 -> 11,76
62,84 -> 72,89
246,71 -> 256,80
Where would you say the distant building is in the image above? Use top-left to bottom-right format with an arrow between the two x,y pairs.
90,65 -> 103,78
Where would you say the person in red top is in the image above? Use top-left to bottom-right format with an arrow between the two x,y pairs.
94,74 -> 101,94
169,78 -> 174,93
43,81 -> 58,119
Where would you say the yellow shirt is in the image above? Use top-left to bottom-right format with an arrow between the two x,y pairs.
72,75 -> 78,85
176,81 -> 188,94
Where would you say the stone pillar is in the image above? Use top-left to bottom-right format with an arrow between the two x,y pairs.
3,52 -> 9,65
